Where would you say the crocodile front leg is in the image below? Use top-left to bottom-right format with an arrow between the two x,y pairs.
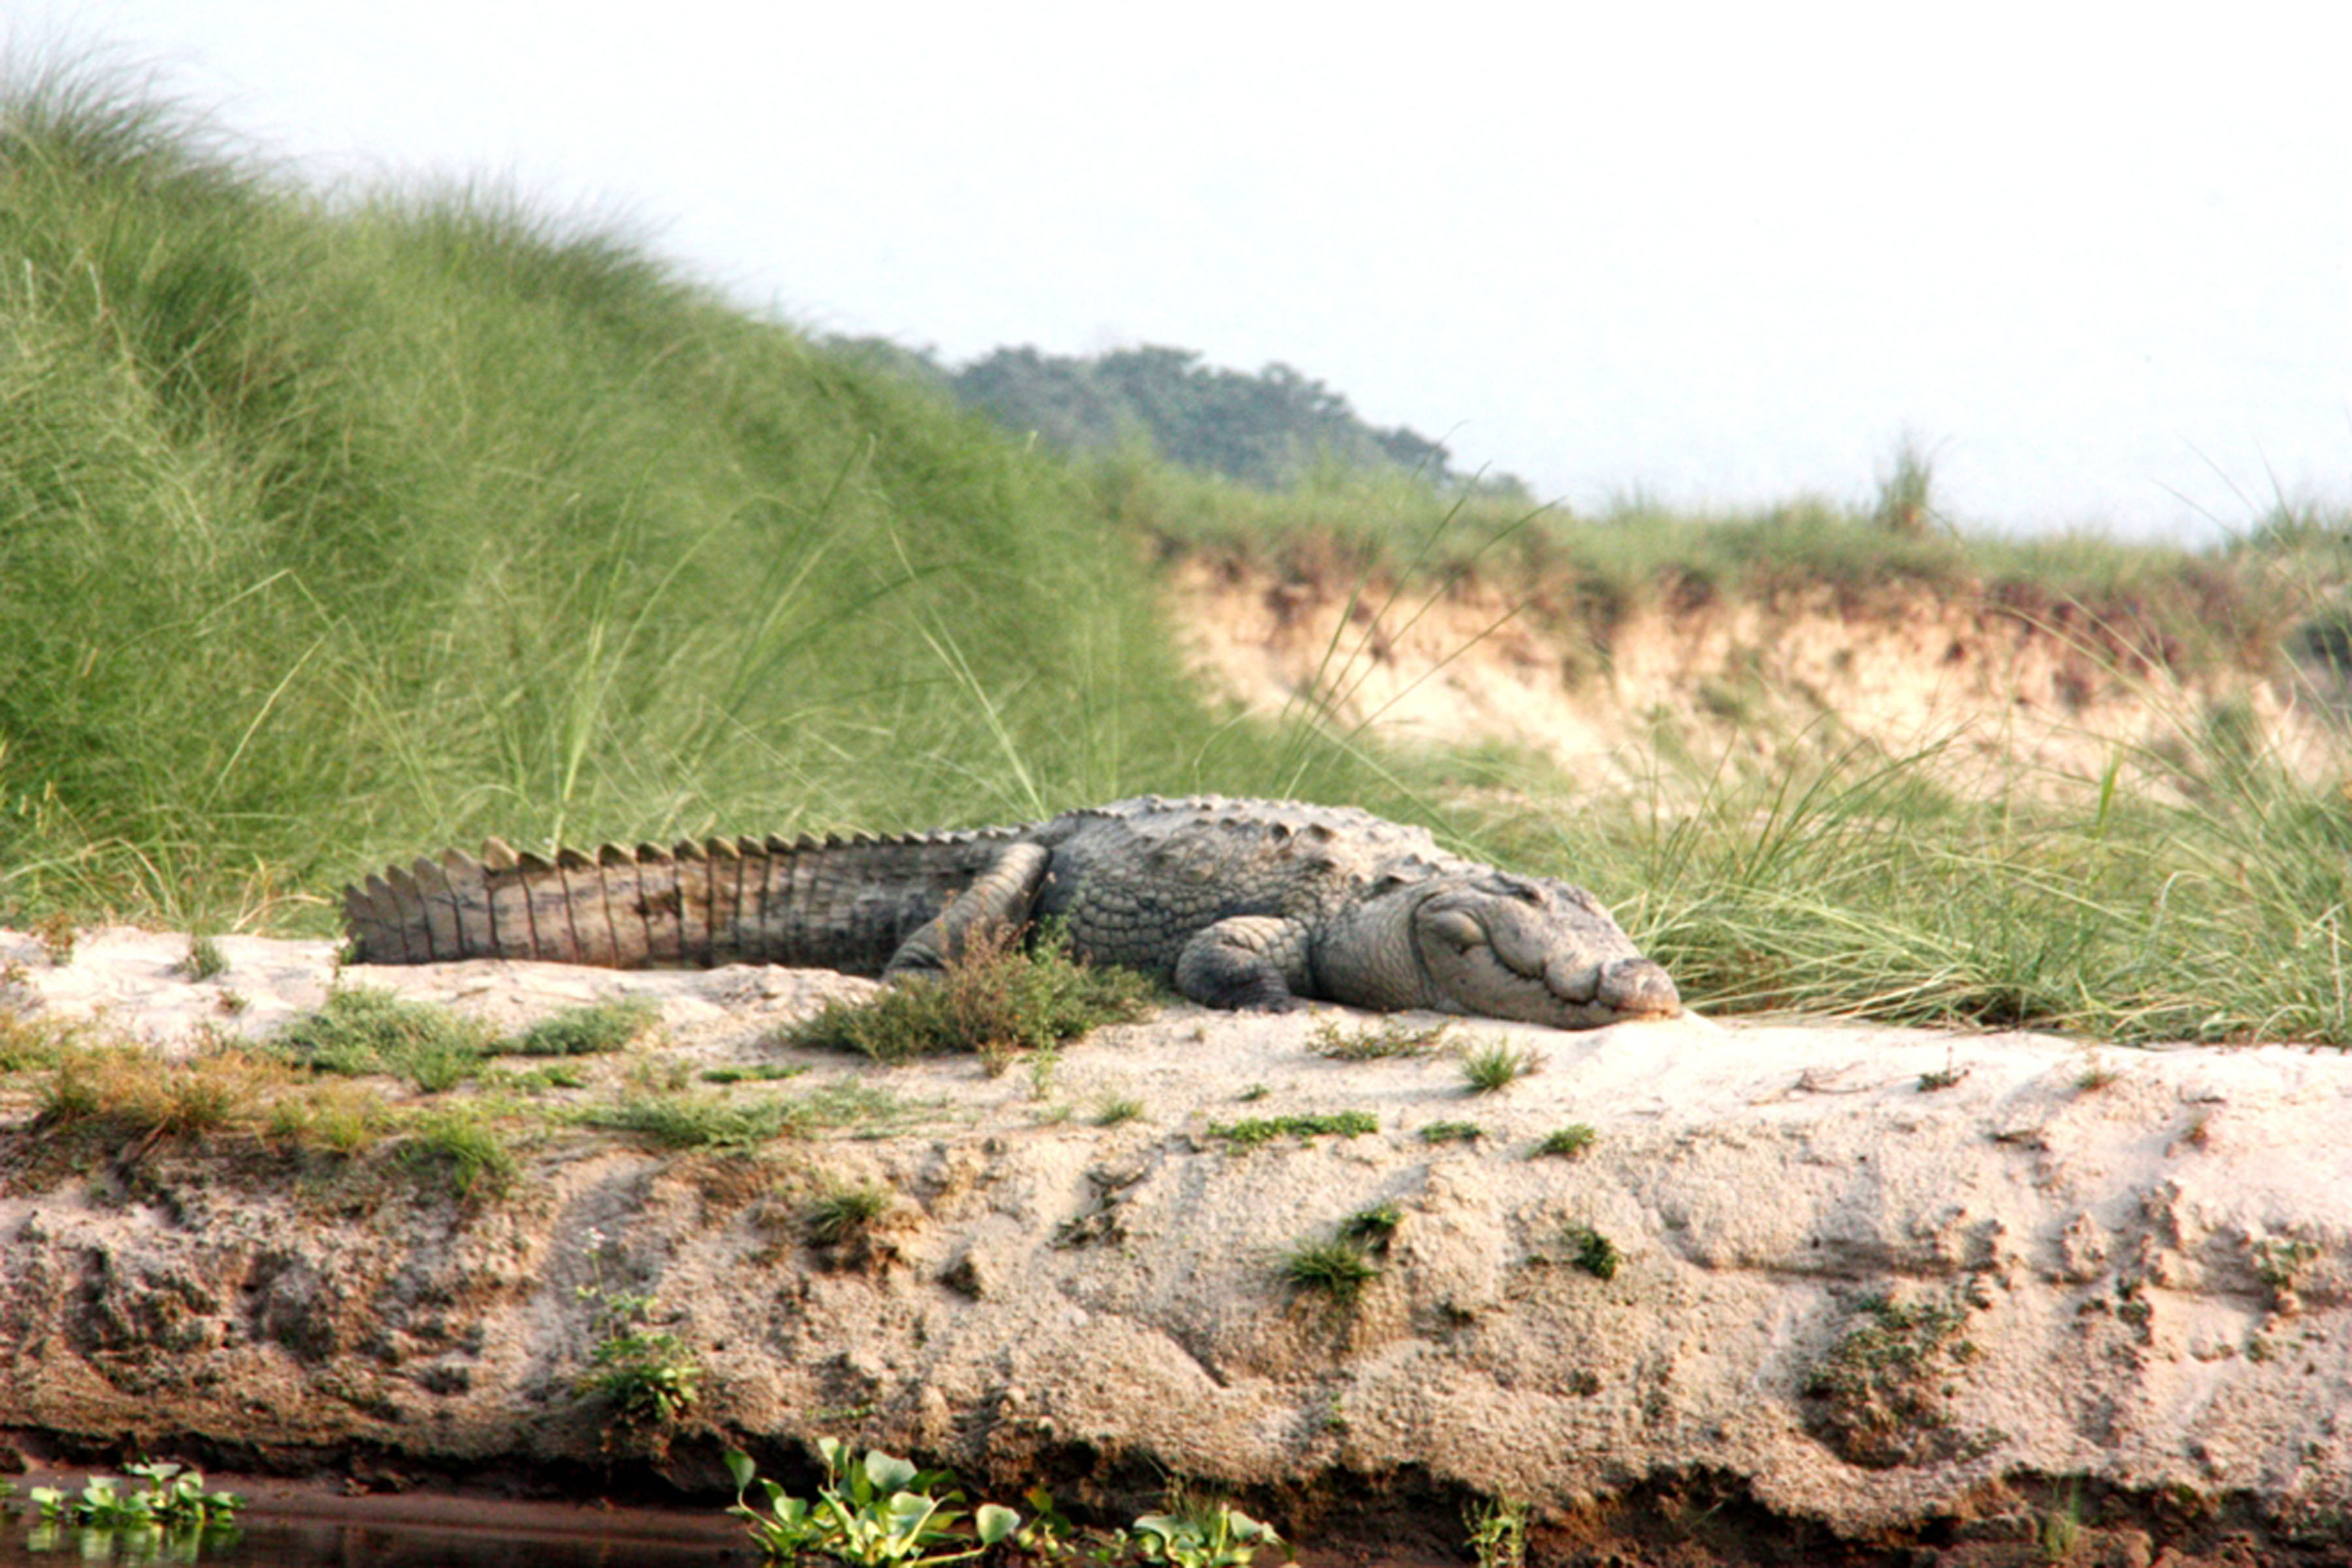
1173,915 -> 1315,1011
882,842 -> 1053,979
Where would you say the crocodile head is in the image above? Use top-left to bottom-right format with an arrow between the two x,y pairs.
1407,872 -> 1680,1028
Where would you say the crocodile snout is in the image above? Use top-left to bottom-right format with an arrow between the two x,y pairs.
1598,956 -> 1680,1019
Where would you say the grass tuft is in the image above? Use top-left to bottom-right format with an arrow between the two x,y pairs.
1458,1042 -> 1542,1094
509,998 -> 660,1056
783,924 -> 1154,1070
1308,1017 -> 1451,1060
1207,1110 -> 1379,1147
1563,1223 -> 1622,1280
1281,1238 -> 1378,1305
396,1104 -> 519,1200
274,988 -> 494,1092
1534,1124 -> 1597,1158
804,1181 -> 893,1245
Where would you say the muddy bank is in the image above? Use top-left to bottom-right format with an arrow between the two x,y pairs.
2,930 -> 2350,1565
1168,559 -> 2341,792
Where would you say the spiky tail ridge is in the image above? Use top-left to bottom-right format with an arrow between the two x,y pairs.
341,829 -> 1013,972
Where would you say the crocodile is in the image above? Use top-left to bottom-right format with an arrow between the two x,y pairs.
340,795 -> 1680,1028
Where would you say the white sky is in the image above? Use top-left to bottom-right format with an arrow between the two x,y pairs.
14,3 -> 2350,537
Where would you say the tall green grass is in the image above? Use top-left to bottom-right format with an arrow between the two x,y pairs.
0,62 -> 1395,928
1463,721 -> 2352,1046
7,62 -> 2352,1047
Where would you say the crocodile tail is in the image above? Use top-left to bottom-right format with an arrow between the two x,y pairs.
341,828 -> 1017,972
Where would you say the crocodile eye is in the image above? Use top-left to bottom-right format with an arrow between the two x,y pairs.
1428,909 -> 1485,949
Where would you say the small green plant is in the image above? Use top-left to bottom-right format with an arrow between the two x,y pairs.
1132,1497 -> 1280,1568
178,935 -> 229,982
397,1105 -> 519,1198
1281,1238 -> 1377,1305
275,987 -> 495,1092
1337,1201 -> 1401,1252
725,1441 -> 1019,1567
806,1181 -> 894,1245
783,923 -> 1152,1069
1206,1109 -> 1377,1147
1094,1095 -> 1146,1126
1420,1120 -> 1483,1144
585,1093 -> 798,1149
32,911 -> 76,966
265,1079 -> 390,1154
1803,1292 -> 1985,1469
1564,1223 -> 1621,1280
1236,1082 -> 1271,1102
704,1063 -> 811,1084
510,997 -> 660,1056
483,1062 -> 586,1092
2074,1052 -> 2121,1092
1308,1016 -> 1450,1060
27,1461 -> 244,1531
1918,1053 -> 1968,1092
2252,1235 -> 2321,1310
1463,1495 -> 1529,1568
1458,1041 -> 1541,1094
576,1228 -> 700,1427
1534,1124 -> 1595,1158
2037,1482 -> 2083,1565
1873,429 -> 1942,538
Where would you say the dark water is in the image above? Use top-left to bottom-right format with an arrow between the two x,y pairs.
1,1516 -> 742,1567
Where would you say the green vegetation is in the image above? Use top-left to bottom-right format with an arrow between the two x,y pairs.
804,1181 -> 893,1245
1337,1201 -> 1402,1252
783,926 -> 1155,1069
397,1103 -> 519,1199
1306,1016 -> 1450,1060
1802,1292 -> 1986,1469
581,1092 -> 798,1149
841,338 -> 1509,495
0,62 -> 1392,935
704,1062 -> 811,1084
272,988 -> 494,1090
575,1241 -> 700,1428
1420,1120 -> 1484,1144
1534,1124 -> 1596,1159
727,1441 -> 1019,1568
1279,1237 -> 1379,1305
1563,1224 -> 1622,1281
1131,1497 -> 1281,1568
1488,725 -> 2352,1046
1092,1094 -> 1146,1126
1205,1109 -> 1379,1147
177,935 -> 228,981
8,62 -> 2352,1053
25,1462 -> 243,1540
1458,1041 -> 1542,1094
1463,1496 -> 1530,1568
510,997 -> 660,1056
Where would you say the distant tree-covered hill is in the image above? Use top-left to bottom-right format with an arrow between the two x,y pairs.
828,338 -> 1526,497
